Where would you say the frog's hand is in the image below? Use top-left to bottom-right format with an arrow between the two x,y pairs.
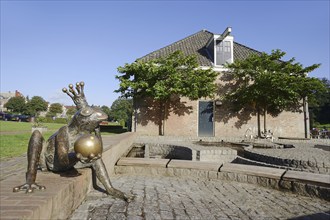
13,130 -> 46,193
94,127 -> 103,148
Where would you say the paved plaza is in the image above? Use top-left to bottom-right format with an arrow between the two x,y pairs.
1,135 -> 329,220
70,174 -> 330,220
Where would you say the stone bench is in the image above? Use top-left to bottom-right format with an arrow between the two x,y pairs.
280,170 -> 330,200
117,157 -> 170,167
283,170 -> 330,187
167,159 -> 222,171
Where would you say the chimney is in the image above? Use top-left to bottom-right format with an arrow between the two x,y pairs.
15,90 -> 22,97
221,27 -> 232,39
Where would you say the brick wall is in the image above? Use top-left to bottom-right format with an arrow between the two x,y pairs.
133,97 -> 305,138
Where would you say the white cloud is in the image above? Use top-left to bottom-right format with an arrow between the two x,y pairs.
48,91 -> 72,105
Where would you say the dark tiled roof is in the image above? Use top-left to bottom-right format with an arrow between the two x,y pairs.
138,29 -> 262,66
233,42 -> 262,61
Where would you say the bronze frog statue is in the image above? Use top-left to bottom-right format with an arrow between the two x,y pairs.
13,82 -> 133,202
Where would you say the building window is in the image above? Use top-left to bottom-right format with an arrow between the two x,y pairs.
216,40 -> 231,66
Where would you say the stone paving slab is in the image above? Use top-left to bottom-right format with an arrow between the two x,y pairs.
117,157 -> 170,167
167,159 -> 222,171
70,174 -> 330,220
283,170 -> 330,187
221,163 -> 286,179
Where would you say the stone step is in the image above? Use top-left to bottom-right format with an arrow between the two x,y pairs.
167,159 -> 222,171
283,170 -> 330,187
220,163 -> 286,179
116,157 -> 170,167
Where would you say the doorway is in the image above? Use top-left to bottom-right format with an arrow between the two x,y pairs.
198,101 -> 214,137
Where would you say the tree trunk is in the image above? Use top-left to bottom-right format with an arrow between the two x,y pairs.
163,101 -> 167,136
303,97 -> 309,138
158,101 -> 167,136
264,108 -> 267,133
257,107 -> 261,138
158,101 -> 164,136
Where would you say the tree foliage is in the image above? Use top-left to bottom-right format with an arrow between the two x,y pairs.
47,103 -> 63,117
224,49 -> 324,137
101,105 -> 111,120
4,96 -> 26,114
309,78 -> 330,126
65,107 -> 77,118
109,97 -> 133,127
25,96 -> 48,116
116,50 -> 219,135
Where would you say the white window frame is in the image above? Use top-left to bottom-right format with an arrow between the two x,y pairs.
213,35 -> 234,66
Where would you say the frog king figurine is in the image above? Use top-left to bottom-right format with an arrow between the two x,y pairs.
13,82 -> 133,202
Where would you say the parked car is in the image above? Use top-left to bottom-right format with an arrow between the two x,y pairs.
0,112 -> 31,122
12,114 -> 31,122
0,112 -> 13,121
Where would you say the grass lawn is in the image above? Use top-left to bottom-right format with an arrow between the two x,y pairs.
0,121 -> 64,132
0,121 -> 64,159
0,121 -> 127,159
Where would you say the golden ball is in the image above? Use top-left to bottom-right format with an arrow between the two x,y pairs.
74,134 -> 102,159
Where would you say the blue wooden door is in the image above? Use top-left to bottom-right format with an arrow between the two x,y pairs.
198,101 -> 214,137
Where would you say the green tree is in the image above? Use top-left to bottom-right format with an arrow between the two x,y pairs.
46,103 -> 63,117
309,78 -> 330,127
4,96 -> 26,114
116,50 -> 218,135
26,96 -> 48,116
224,49 -> 324,138
101,105 -> 111,120
65,106 -> 77,118
110,97 -> 133,127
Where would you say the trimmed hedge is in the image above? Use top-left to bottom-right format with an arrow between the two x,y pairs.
100,125 -> 127,134
37,117 -> 68,124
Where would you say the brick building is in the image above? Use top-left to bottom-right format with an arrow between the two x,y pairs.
0,90 -> 24,112
132,28 -> 307,138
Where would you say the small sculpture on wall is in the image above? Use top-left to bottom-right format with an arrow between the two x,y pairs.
13,82 -> 133,202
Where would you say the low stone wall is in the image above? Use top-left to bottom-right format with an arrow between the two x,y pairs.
115,158 -> 330,201
129,143 -> 193,160
127,142 -> 238,163
232,156 -> 288,169
101,133 -> 137,176
244,149 -> 330,174
199,149 -> 237,162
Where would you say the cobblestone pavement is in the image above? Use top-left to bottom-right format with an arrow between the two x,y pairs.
70,175 -> 330,220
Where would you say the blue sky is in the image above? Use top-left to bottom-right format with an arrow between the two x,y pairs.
1,0 -> 329,107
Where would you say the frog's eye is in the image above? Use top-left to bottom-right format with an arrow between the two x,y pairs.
80,107 -> 93,116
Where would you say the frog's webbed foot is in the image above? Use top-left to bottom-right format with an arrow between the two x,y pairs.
13,183 -> 46,193
106,187 -> 135,202
124,193 -> 135,203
